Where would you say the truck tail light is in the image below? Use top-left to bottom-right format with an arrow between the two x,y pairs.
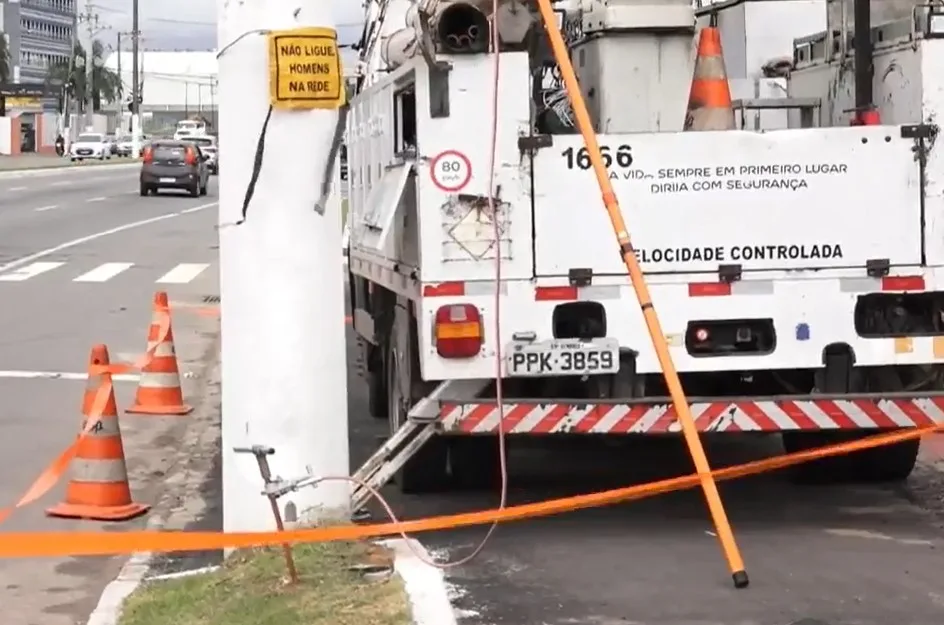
434,304 -> 482,358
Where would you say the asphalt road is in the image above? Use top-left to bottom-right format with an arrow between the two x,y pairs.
0,164 -> 221,624
346,335 -> 944,625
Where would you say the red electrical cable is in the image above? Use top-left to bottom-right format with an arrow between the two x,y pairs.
327,1 -> 509,569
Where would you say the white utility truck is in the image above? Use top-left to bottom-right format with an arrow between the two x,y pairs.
345,0 -> 944,501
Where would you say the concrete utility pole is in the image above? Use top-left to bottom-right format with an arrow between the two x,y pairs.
131,0 -> 141,157
78,4 -> 100,131
62,11 -> 80,150
217,0 -> 351,533
115,32 -> 122,133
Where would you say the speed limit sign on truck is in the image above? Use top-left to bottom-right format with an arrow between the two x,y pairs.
430,150 -> 472,192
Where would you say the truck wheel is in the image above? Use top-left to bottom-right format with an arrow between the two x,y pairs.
386,321 -> 448,493
784,366 -> 919,483
852,437 -> 920,482
356,336 -> 387,420
782,431 -> 859,484
449,437 -> 501,490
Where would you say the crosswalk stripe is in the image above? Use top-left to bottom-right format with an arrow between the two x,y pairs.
0,261 -> 66,281
156,263 -> 211,284
73,262 -> 135,283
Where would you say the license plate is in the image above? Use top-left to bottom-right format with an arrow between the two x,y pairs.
506,338 -> 619,377
159,177 -> 175,183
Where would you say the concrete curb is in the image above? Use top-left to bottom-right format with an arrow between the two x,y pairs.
84,329 -> 222,625
381,538 -> 459,625
0,162 -> 139,179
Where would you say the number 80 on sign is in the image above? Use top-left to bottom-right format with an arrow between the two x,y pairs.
430,150 -> 472,192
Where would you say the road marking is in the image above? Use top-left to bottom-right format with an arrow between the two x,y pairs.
156,263 -> 210,284
86,196 -> 106,202
0,261 -> 65,281
34,205 -> 59,212
9,186 -> 26,191
0,201 -> 217,274
73,262 -> 135,282
0,370 -> 139,382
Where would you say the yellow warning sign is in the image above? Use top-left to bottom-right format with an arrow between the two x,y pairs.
268,27 -> 345,110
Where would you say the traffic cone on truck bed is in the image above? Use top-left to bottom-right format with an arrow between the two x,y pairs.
684,18 -> 735,131
46,345 -> 150,521
127,291 -> 193,415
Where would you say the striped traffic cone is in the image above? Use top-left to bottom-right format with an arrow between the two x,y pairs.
46,345 -> 150,521
127,291 -> 193,415
684,17 -> 735,131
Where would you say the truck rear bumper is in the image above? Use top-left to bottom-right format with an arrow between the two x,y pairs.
434,392 -> 944,435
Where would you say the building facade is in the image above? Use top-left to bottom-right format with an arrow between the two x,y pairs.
1,0 -> 76,84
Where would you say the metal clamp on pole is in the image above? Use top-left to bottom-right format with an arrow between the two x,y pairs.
233,444 -> 303,584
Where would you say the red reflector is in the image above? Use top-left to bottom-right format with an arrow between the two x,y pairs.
423,282 -> 465,297
434,304 -> 482,358
535,286 -> 578,301
882,276 -> 925,291
688,282 -> 731,297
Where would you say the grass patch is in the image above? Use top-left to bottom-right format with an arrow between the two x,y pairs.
119,542 -> 412,625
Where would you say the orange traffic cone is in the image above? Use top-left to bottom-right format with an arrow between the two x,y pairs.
127,291 -> 193,415
684,17 -> 735,131
46,345 -> 150,521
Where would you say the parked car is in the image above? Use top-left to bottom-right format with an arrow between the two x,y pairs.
70,133 -> 111,161
139,140 -> 210,197
187,136 -> 218,174
117,135 -> 151,157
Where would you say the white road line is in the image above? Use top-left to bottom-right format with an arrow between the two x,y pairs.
0,201 -> 217,274
86,196 -> 106,202
0,261 -> 65,281
0,370 -> 139,381
9,186 -> 26,191
156,263 -> 210,284
34,205 -> 59,212
73,262 -> 135,283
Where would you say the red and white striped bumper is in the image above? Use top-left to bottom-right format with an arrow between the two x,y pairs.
440,396 -> 944,434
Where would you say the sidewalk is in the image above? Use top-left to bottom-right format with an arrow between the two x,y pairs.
0,154 -> 73,171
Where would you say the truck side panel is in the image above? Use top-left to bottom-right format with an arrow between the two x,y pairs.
414,53 -> 534,284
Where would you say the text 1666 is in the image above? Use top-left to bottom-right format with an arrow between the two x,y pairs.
561,145 -> 633,170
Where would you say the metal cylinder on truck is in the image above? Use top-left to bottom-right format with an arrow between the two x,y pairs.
379,0 -> 534,69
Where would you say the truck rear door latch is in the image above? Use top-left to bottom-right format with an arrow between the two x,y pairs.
718,264 -> 742,283
866,258 -> 890,278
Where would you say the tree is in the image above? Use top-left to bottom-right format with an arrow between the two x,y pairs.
46,40 -> 121,113
0,33 -> 10,84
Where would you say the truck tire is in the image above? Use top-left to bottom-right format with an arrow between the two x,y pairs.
852,437 -> 920,482
357,336 -> 387,420
783,366 -> 919,483
386,316 -> 448,493
782,431 -> 859,484
449,437 -> 501,490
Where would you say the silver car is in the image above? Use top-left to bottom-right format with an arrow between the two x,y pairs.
187,136 -> 218,174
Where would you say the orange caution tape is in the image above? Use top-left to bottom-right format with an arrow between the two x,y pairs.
0,307 -> 172,526
0,423 -> 935,558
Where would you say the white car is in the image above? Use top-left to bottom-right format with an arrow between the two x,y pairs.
117,135 -> 150,157
70,133 -> 111,161
186,136 -> 218,174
